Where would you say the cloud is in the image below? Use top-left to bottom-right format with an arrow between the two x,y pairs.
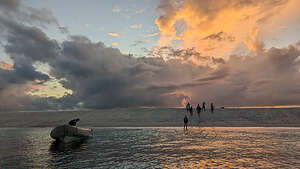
112,6 -> 121,13
108,32 -> 119,37
111,42 -> 118,48
136,8 -> 145,14
244,27 -> 265,56
0,61 -> 14,70
203,32 -> 235,42
154,0 -> 299,59
130,24 -> 142,29
58,26 -> 69,34
142,32 -> 160,38
0,0 -> 20,10
131,40 -> 144,47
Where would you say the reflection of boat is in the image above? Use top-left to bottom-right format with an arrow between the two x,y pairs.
50,125 -> 92,143
49,139 -> 87,153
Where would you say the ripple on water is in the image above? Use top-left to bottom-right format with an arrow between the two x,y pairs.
0,127 -> 299,168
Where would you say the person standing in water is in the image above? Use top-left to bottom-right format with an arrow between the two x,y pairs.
197,104 -> 201,116
184,115 -> 188,130
190,106 -> 193,116
202,102 -> 206,111
211,103 -> 214,113
186,102 -> 191,113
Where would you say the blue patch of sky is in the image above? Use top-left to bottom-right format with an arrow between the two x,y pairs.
21,0 -> 161,56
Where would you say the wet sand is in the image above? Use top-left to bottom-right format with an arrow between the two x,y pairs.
0,108 -> 299,127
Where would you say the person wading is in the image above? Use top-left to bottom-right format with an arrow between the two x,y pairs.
184,115 -> 188,130
211,103 -> 214,113
189,106 -> 193,116
197,104 -> 201,116
202,102 -> 206,111
186,102 -> 191,113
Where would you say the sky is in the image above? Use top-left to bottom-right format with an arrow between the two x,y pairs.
0,0 -> 300,110
22,0 -> 161,55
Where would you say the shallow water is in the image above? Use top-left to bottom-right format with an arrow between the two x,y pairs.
0,127 -> 299,168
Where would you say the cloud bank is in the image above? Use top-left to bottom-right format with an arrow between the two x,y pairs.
155,0 -> 300,59
0,0 -> 300,111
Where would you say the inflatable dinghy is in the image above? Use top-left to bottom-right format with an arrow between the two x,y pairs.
50,125 -> 92,142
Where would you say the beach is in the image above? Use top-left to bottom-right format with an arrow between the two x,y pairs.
0,108 -> 299,127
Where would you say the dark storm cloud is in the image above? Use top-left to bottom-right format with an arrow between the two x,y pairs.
3,21 -> 59,62
3,23 -> 300,110
47,37 -> 203,109
0,0 -> 19,9
0,0 -> 57,28
0,20 -> 52,89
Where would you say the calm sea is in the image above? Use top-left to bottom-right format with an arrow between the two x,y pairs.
0,127 -> 299,168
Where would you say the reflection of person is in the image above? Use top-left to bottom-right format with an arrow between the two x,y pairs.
211,103 -> 214,113
68,118 -> 80,126
186,102 -> 191,113
184,115 -> 188,130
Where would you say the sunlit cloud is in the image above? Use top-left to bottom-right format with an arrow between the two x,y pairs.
142,32 -> 160,38
130,24 -> 142,29
112,42 -> 118,48
108,32 -> 119,37
136,8 -> 145,14
0,61 -> 14,70
155,0 -> 300,60
112,6 -> 121,13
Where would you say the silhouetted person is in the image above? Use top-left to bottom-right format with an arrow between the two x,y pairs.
211,103 -> 214,113
202,102 -> 206,111
197,104 -> 201,116
184,115 -> 188,130
186,102 -> 191,113
189,106 -> 193,116
69,118 -> 80,126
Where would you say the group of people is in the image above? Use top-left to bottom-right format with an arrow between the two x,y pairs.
185,102 -> 214,116
184,102 -> 215,130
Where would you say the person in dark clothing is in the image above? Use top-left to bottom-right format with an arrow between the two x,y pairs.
189,106 -> 193,116
211,103 -> 214,113
184,115 -> 188,130
196,104 -> 201,116
186,102 -> 191,113
202,102 -> 206,111
68,118 -> 80,126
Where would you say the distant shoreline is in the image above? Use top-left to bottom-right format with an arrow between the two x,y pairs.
3,105 -> 300,113
0,108 -> 299,128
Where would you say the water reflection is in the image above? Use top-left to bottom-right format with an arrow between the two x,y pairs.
0,127 -> 299,168
49,139 -> 88,153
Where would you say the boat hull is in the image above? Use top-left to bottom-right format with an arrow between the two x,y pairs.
50,125 -> 92,142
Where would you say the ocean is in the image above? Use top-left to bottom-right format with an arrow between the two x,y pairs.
0,108 -> 299,168
0,127 -> 299,168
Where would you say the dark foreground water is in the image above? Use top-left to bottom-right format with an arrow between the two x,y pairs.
0,127 -> 299,168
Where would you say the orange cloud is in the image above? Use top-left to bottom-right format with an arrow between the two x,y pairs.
0,61 -> 14,70
142,32 -> 160,38
244,28 -> 265,56
108,32 -> 119,37
155,0 -> 300,62
112,6 -> 121,13
130,24 -> 142,29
